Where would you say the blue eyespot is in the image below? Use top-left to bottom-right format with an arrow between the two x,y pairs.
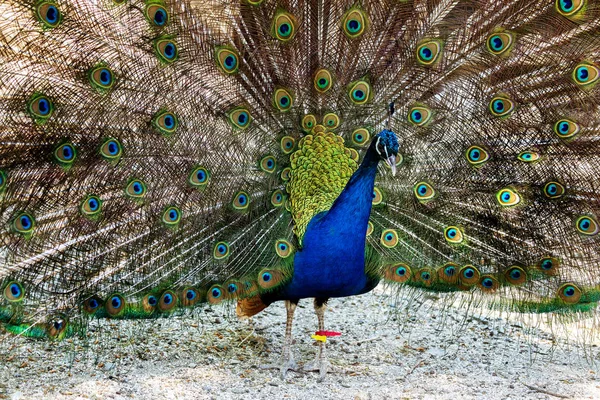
228,283 -> 238,293
490,35 -> 503,51
510,269 -> 521,280
148,295 -> 157,306
20,215 -> 32,230
107,141 -> 118,155
46,5 -> 58,23
133,182 -> 143,194
579,218 -> 591,231
463,268 -> 475,279
493,99 -> 504,113
353,89 -> 365,101
421,272 -> 431,280
111,296 -> 122,309
88,198 -> 99,211
163,293 -> 173,304
447,229 -> 457,238
224,55 -> 236,70
237,112 -> 248,125
347,19 -> 360,33
278,23 -> 291,37
576,66 -> 589,82
62,145 -> 74,160
278,243 -> 287,251
279,96 -> 289,107
99,69 -> 112,86
186,290 -> 196,300
418,185 -> 427,195
10,283 -> 21,297
163,114 -> 175,129
37,98 -> 50,115
262,272 -> 272,282
169,210 -> 177,220
482,278 -> 494,288
444,266 -> 456,276
211,288 -> 222,298
385,233 -> 393,241
164,43 -> 175,59
88,298 -> 99,309
419,46 -> 433,61
238,195 -> 246,205
154,9 -> 167,26
564,285 -> 575,297
396,266 -> 407,276
197,170 -> 206,182
411,110 -> 422,123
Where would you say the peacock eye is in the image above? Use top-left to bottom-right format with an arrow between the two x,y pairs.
260,155 -> 277,173
505,266 -> 527,285
496,188 -> 521,207
81,195 -> 102,217
302,114 -> 317,131
274,88 -> 293,111
517,151 -> 540,162
543,181 -> 565,199
232,191 -> 250,210
214,241 -> 230,259
89,66 -> 115,91
28,94 -> 54,121
408,106 -> 432,126
372,187 -> 383,206
215,47 -> 239,74
314,69 -> 333,93
414,182 -> 435,201
280,167 -> 291,181
348,79 -> 371,105
489,95 -> 514,117
162,206 -> 181,226
322,113 -> 340,129
212,288 -> 222,298
270,190 -> 285,207
572,63 -> 599,86
459,265 -> 480,285
553,119 -> 580,139
13,213 -> 35,235
36,2 -> 61,28
155,38 -> 178,63
557,283 -> 581,304
486,32 -> 514,56
146,4 -> 169,27
54,143 -> 77,166
352,128 -> 370,146
275,239 -> 293,258
4,281 -> 24,302
556,0 -> 585,17
479,275 -> 499,292
186,289 -> 197,300
380,229 -> 399,248
227,106 -> 252,130
106,294 -> 126,316
465,145 -> 489,166
444,226 -> 464,244
189,166 -> 210,188
386,263 -> 412,283
416,40 -> 443,65
153,111 -> 178,135
100,138 -> 123,160
342,8 -> 368,38
83,296 -> 103,314
126,179 -> 147,198
273,11 -> 297,41
575,216 -> 598,236
280,136 -> 295,154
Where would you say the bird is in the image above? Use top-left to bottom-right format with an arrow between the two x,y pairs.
1,0 -> 600,382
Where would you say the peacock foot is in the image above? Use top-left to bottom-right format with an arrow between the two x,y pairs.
303,356 -> 331,382
260,354 -> 298,378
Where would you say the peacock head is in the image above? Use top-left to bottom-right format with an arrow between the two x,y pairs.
373,129 -> 399,175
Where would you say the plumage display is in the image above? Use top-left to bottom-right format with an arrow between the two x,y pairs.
1,0 -> 599,381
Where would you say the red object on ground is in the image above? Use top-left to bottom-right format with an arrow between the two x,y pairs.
315,330 -> 341,337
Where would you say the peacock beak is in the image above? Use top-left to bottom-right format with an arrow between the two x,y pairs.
386,155 -> 396,176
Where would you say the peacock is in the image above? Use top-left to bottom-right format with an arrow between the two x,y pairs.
1,0 -> 600,382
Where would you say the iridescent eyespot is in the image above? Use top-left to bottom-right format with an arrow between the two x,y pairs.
145,3 -> 169,27
385,263 -> 412,283
54,143 -> 76,166
13,213 -> 35,236
366,220 -> 374,237
162,206 -> 181,226
215,46 -> 239,74
280,167 -> 291,181
486,32 -> 514,56
106,294 -> 126,316
314,69 -> 333,93
414,182 -> 435,201
496,187 -> 521,207
272,11 -> 297,42
153,111 -> 178,135
543,181 -> 565,199
557,283 -> 582,304
408,106 -> 432,127
100,138 -> 122,161
232,191 -> 250,210
348,78 -> 371,105
47,315 -> 68,339
275,239 -> 293,258
517,151 -> 540,162
479,275 -> 499,292
505,266 -> 527,286
260,155 -> 276,173
575,216 -> 598,236
125,179 -> 147,198
489,95 -> 514,117
372,187 -> 383,206
416,40 -> 443,65
257,269 -> 287,290
189,166 -> 210,188
261,272 -> 272,283
89,66 -> 115,92
36,2 -> 61,28
214,241 -> 230,259
0,170 -> 7,191
380,229 -> 399,248
227,106 -> 252,130
465,145 -> 489,167
155,37 -> 178,63
302,114 -> 317,131
352,128 -> 369,146
271,189 -> 284,207
227,282 -> 239,295
4,281 -> 24,302
556,0 -> 585,18
444,226 -> 464,244
459,265 -> 480,286
418,269 -> 435,286
539,257 -> 559,276
142,294 -> 158,312
158,290 -> 178,312
181,287 -> 200,307
81,195 -> 102,217
342,7 -> 368,38
438,263 -> 459,284
573,62 -> 599,87
83,295 -> 103,314
207,285 -> 224,304
280,136 -> 295,154
553,119 -> 580,139
274,88 -> 293,112
322,113 -> 340,129
28,94 -> 54,121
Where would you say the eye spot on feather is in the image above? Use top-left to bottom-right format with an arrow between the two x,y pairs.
153,111 -> 178,136
573,63 -> 598,87
227,106 -> 252,130
215,47 -> 239,74
486,32 -> 514,56
418,269 -> 435,286
576,216 -> 598,236
314,69 -> 333,93
158,290 -> 177,312
272,11 -> 297,42
543,181 -> 565,199
162,206 -> 181,226
54,143 -> 76,166
36,2 -> 61,28
384,263 -> 412,283
189,166 -> 210,188
280,136 -> 295,154
274,88 -> 293,112
270,190 -> 285,207
208,285 -> 224,304
366,221 -> 374,236
155,37 -> 178,63
489,95 -> 514,117
214,241 -> 230,260
106,294 -> 126,316
348,79 -> 371,105
372,187 -> 383,205
408,106 -> 432,127
496,188 -> 520,207
558,283 -> 582,304
141,294 -> 158,313
323,113 -> 340,129
556,0 -> 585,18
89,66 -> 115,92
553,119 -> 580,139
81,195 -> 102,218
146,4 -> 169,27
479,275 -> 499,292
380,229 -> 399,248
28,94 -> 54,122
83,296 -> 103,314
12,213 -> 35,236
517,151 -> 540,163
416,40 -> 443,65
260,155 -> 276,173
99,138 -> 123,161
181,287 -> 200,306
4,281 -> 24,302
232,191 -> 250,210
539,257 -> 559,276
505,266 -> 527,286
437,263 -> 459,284
275,239 -> 293,258
280,167 -> 291,181
352,128 -> 369,146
465,145 -> 489,167
414,182 -> 435,202
302,114 -> 317,131
444,226 -> 464,244
459,265 -> 480,286
342,8 -> 368,38
47,315 -> 68,339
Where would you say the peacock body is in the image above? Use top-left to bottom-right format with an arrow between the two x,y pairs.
1,0 -> 600,380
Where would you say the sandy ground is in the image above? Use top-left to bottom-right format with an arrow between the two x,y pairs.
0,286 -> 599,400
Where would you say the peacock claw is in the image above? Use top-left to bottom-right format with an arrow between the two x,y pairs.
303,358 -> 331,381
260,355 -> 298,378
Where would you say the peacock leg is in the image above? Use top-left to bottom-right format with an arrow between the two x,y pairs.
303,298 -> 330,381
261,299 -> 298,378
